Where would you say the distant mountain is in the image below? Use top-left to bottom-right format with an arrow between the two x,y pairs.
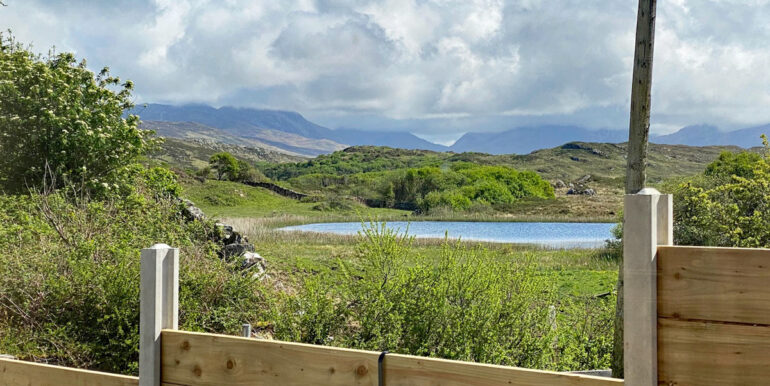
133,104 -> 334,139
132,104 -> 448,155
652,124 -> 770,148
328,129 -> 449,152
139,120 -> 343,157
450,126 -> 627,154
133,103 -> 770,156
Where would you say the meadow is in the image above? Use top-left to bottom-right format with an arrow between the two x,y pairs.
178,178 -> 621,371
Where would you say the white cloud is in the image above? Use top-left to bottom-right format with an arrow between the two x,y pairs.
4,0 -> 770,136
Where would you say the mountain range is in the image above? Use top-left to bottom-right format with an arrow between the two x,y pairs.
131,103 -> 769,156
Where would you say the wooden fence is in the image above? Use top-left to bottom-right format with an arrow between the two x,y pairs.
4,188 -> 770,385
160,330 -> 620,386
657,246 -> 770,385
0,357 -> 138,386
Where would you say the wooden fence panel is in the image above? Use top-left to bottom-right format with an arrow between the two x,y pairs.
658,246 -> 770,325
657,318 -> 770,385
657,246 -> 770,385
0,358 -> 138,386
161,330 -> 622,386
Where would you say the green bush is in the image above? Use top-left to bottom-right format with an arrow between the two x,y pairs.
0,190 -> 270,374
0,33 -> 155,195
671,136 -> 770,247
272,222 -> 614,370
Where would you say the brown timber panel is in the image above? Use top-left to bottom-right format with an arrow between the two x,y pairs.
658,318 -> 770,385
0,358 -> 138,386
161,330 -> 622,386
657,246 -> 770,325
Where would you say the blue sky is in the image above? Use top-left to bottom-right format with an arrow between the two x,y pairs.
4,0 -> 770,144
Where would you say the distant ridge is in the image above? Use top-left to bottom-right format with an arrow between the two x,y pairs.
652,124 -> 770,148
132,103 -> 770,156
450,126 -> 627,155
132,104 -> 447,155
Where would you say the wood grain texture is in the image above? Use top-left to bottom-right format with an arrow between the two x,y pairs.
161,330 -> 622,386
0,358 -> 138,386
658,318 -> 770,385
657,246 -> 770,325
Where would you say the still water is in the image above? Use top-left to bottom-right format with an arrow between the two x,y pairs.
278,221 -> 616,249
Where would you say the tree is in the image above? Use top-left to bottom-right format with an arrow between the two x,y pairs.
0,33 -> 154,195
235,159 -> 266,183
209,152 -> 240,180
613,0 -> 658,377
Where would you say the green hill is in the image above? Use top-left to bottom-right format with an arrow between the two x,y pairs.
156,139 -> 744,221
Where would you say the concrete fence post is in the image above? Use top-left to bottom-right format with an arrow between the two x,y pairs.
623,189 -> 672,386
140,244 -> 179,386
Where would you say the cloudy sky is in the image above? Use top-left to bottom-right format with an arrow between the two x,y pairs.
4,0 -> 770,144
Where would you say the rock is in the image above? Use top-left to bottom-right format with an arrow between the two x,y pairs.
552,179 -> 567,189
561,143 -> 583,150
222,243 -> 255,259
576,174 -> 592,184
181,199 -> 205,221
570,156 -> 581,162
568,183 -> 575,188
567,186 -> 596,196
241,252 -> 264,268
216,223 -> 248,245
242,252 -> 268,279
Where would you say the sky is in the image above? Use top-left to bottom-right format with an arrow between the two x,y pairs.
4,0 -> 770,144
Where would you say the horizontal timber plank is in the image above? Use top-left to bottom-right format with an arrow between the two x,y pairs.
0,358 -> 138,386
161,330 -> 622,386
657,245 -> 770,325
658,318 -> 770,385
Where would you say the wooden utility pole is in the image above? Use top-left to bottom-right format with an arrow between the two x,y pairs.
613,0 -> 657,378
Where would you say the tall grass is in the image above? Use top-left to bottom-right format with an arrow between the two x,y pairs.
265,222 -> 616,371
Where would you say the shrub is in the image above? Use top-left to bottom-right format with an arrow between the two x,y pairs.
272,223 -> 614,370
0,191 -> 270,374
672,136 -> 770,247
0,33 -> 155,195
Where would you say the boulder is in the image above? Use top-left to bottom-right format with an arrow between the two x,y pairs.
242,252 -> 268,280
222,243 -> 255,259
241,252 -> 264,268
216,223 -> 248,245
576,174 -> 592,184
181,199 -> 205,221
567,186 -> 596,196
552,179 -> 567,189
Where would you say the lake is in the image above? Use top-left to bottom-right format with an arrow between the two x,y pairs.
277,221 -> 616,248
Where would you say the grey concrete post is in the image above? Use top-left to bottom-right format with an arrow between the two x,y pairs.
623,188 -> 672,386
140,244 -> 179,386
